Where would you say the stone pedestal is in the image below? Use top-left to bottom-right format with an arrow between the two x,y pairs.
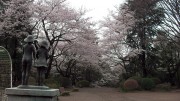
5,85 -> 59,101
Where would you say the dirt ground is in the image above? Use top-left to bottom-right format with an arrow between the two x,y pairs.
59,87 -> 180,101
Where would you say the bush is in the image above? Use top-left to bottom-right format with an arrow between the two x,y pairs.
119,80 -> 127,92
97,72 -> 119,87
77,80 -> 90,88
61,91 -> 70,96
122,73 -> 132,80
156,71 -> 167,83
156,83 -> 171,91
129,76 -> 142,84
46,83 -> 59,89
45,76 -> 60,89
85,68 -> 103,82
151,77 -> 161,85
123,79 -> 139,91
29,76 -> 36,85
140,78 -> 155,90
72,88 -> 79,92
60,77 -> 72,88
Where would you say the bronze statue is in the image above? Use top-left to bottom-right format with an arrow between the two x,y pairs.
34,40 -> 49,86
22,35 -> 36,85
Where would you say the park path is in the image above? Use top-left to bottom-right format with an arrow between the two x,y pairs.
59,87 -> 180,101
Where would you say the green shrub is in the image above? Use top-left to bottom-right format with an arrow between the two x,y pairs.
123,79 -> 139,91
104,80 -> 119,88
45,76 -> 60,89
119,86 -> 128,92
156,83 -> 171,91
29,76 -> 36,85
61,91 -> 70,96
151,77 -> 161,85
77,80 -> 90,88
122,73 -> 132,80
140,78 -> 155,90
85,68 -> 103,82
72,88 -> 79,92
60,77 -> 72,88
156,71 -> 167,83
46,83 -> 59,89
129,76 -> 142,84
119,80 -> 127,92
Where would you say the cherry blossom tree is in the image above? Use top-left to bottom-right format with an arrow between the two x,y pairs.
31,0 -> 101,78
0,0 -> 33,37
53,20 -> 101,84
0,0 -> 101,84
97,3 -> 136,86
100,4 -> 135,70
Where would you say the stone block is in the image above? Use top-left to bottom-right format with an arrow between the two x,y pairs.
5,86 -> 59,101
0,46 -> 12,92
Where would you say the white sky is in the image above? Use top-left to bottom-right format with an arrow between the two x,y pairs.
66,0 -> 125,21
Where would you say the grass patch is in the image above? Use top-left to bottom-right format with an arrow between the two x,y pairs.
155,83 -> 171,91
61,91 -> 70,96
72,88 -> 79,92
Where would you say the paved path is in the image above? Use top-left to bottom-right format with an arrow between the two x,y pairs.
59,87 -> 180,101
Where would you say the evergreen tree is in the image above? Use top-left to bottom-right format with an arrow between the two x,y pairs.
126,0 -> 164,77
0,0 -> 33,86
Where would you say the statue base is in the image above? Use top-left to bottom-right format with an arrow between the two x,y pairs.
5,85 -> 59,101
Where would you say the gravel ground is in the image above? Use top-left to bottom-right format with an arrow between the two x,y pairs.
59,87 -> 180,101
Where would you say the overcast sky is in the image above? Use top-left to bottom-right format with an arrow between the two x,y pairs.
67,0 -> 125,21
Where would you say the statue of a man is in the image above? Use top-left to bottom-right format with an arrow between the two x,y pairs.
34,40 -> 49,86
22,35 -> 36,85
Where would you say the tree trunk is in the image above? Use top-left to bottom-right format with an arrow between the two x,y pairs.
142,51 -> 147,77
45,54 -> 53,79
177,70 -> 180,88
140,26 -> 147,77
167,66 -> 175,86
176,63 -> 180,88
12,36 -> 21,86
